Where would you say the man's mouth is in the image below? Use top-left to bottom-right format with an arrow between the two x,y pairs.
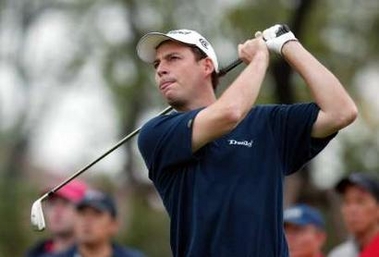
159,79 -> 176,92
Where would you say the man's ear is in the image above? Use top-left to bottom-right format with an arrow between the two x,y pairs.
203,57 -> 215,75
110,217 -> 119,236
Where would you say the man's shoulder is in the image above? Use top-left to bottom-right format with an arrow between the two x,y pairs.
327,240 -> 358,257
360,232 -> 379,257
113,244 -> 146,257
43,246 -> 76,257
139,108 -> 202,136
248,103 -> 317,120
25,239 -> 53,257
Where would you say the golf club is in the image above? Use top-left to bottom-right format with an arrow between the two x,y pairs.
30,57 -> 243,231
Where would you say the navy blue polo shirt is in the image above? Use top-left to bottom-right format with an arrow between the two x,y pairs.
138,103 -> 335,257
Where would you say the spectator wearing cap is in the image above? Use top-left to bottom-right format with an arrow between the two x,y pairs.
25,180 -> 88,257
284,204 -> 327,257
51,189 -> 146,257
328,172 -> 379,257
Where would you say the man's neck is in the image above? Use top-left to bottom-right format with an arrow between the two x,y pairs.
78,242 -> 112,257
171,82 -> 216,112
52,234 -> 75,253
173,95 -> 215,112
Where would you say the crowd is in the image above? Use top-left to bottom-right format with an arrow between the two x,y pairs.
25,172 -> 379,257
25,180 -> 146,257
284,172 -> 379,257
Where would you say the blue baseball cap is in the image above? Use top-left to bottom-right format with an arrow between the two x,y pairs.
335,172 -> 379,202
76,190 -> 117,218
284,204 -> 325,229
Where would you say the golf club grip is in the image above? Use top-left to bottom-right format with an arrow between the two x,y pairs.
47,58 -> 243,196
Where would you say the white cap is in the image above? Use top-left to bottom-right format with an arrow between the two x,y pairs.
136,29 -> 219,73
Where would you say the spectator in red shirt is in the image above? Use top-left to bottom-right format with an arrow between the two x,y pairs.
328,172 -> 379,257
284,204 -> 327,257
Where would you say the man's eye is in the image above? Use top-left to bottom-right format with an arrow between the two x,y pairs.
169,56 -> 179,61
153,62 -> 159,69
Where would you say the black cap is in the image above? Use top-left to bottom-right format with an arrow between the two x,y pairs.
335,172 -> 379,201
76,190 -> 117,218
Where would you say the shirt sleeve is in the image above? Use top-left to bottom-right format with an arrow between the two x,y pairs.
269,103 -> 337,175
138,109 -> 202,182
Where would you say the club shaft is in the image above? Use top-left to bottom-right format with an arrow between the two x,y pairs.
46,59 -> 243,197
48,106 -> 173,196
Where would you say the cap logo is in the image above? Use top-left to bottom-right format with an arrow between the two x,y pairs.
284,208 -> 302,219
168,30 -> 191,35
199,38 -> 209,49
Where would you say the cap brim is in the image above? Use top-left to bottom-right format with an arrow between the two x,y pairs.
284,218 -> 308,226
335,176 -> 371,195
137,33 -> 175,63
44,190 -> 71,202
284,219 -> 324,230
335,178 -> 352,194
77,200 -> 107,213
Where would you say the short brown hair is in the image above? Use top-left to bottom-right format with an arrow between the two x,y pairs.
189,46 -> 219,90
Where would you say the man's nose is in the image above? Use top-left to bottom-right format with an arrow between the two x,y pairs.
156,62 -> 169,77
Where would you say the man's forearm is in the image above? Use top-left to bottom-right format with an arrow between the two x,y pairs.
282,41 -> 357,137
191,39 -> 269,152
217,50 -> 268,122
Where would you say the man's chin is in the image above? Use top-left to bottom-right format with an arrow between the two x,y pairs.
55,230 -> 74,238
166,98 -> 185,109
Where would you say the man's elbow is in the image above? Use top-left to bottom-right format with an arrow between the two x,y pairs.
335,104 -> 358,129
314,105 -> 357,138
221,104 -> 249,129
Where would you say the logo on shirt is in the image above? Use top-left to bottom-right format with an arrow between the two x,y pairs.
228,139 -> 254,148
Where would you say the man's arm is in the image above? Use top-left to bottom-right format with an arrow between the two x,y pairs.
282,41 -> 357,138
192,37 -> 269,152
261,24 -> 357,138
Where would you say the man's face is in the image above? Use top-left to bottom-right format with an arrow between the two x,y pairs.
284,223 -> 326,257
341,185 -> 379,234
75,206 -> 117,246
153,41 -> 212,109
44,196 -> 77,237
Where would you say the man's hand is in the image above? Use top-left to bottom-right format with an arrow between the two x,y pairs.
238,35 -> 269,65
260,24 -> 298,55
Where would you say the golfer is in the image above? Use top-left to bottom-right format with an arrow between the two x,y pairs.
137,25 -> 357,256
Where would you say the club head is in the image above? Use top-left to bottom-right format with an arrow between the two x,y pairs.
31,199 -> 46,231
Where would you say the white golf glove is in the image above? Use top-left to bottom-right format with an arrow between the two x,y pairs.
261,24 -> 298,55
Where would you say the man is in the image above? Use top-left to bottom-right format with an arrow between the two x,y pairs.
137,25 -> 357,256
284,204 -> 327,257
25,180 -> 88,257
51,189 -> 146,257
328,172 -> 379,257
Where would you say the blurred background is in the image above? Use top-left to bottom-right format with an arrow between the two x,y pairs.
0,0 -> 378,256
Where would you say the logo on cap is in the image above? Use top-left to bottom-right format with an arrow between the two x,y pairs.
168,30 -> 191,35
199,38 -> 209,49
284,204 -> 324,229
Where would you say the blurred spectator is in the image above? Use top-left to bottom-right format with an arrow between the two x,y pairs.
51,189 -> 146,257
284,204 -> 327,257
25,180 -> 88,257
328,172 -> 379,257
